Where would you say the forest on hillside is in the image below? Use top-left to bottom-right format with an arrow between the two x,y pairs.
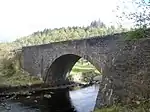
13,20 -> 126,47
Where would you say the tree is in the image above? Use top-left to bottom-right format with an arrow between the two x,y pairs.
90,19 -> 106,28
116,0 -> 150,29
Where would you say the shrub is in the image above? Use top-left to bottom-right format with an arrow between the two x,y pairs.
125,28 -> 150,40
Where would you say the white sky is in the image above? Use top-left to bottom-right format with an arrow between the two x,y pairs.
0,0 -> 140,42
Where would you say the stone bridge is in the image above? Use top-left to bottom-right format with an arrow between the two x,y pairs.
22,33 -> 150,109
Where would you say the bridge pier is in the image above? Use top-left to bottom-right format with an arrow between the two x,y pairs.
95,40 -> 150,108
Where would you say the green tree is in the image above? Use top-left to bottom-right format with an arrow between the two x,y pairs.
90,19 -> 106,28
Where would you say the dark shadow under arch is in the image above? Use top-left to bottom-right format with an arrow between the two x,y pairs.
45,54 -> 101,85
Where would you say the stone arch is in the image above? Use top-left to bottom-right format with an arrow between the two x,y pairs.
44,53 -> 102,86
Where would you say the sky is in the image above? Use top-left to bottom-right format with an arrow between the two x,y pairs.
0,0 -> 143,42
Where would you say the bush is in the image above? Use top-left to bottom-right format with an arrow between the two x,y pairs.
125,28 -> 150,40
0,51 -> 22,76
81,71 -> 100,83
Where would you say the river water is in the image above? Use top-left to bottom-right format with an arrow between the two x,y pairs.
0,85 -> 99,112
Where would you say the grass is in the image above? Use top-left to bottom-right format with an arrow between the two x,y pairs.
0,46 -> 43,87
94,106 -> 150,112
94,101 -> 150,112
0,70 -> 43,87
70,60 -> 101,75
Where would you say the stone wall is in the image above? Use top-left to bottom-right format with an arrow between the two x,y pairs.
95,39 -> 150,108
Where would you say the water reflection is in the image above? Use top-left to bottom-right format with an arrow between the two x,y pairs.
0,85 -> 99,112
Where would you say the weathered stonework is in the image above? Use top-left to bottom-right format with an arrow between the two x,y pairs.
22,33 -> 150,109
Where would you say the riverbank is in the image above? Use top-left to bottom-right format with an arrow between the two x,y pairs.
94,101 -> 150,112
0,81 -> 94,98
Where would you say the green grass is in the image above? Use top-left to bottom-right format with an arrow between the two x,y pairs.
0,70 -> 43,87
94,101 -> 150,112
0,47 -> 43,87
71,60 -> 101,75
94,107 -> 150,112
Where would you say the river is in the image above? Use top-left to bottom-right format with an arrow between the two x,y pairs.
0,85 -> 99,112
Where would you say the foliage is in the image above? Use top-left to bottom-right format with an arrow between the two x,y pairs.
116,0 -> 150,40
81,71 -> 100,82
0,70 -> 42,86
116,0 -> 150,29
125,28 -> 149,40
0,43 -> 42,86
13,22 -> 126,47
90,19 -> 106,28
1,51 -> 20,75
69,59 -> 101,83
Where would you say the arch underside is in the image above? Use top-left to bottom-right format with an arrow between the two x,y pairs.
44,54 -> 101,86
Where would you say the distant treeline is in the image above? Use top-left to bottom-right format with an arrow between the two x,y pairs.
12,20 -> 127,48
